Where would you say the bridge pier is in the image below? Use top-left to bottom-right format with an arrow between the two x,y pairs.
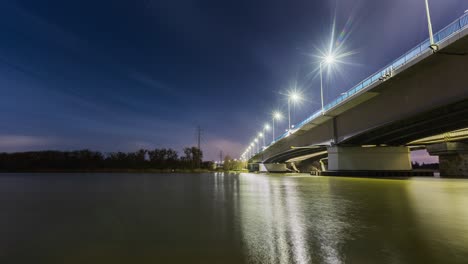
326,146 -> 412,174
248,163 -> 291,173
295,159 -> 323,174
264,163 -> 291,173
427,142 -> 468,177
247,163 -> 259,172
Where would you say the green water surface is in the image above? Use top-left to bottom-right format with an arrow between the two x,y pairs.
1,173 -> 467,263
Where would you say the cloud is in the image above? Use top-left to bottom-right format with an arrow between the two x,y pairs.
202,138 -> 245,161
0,135 -> 57,152
129,72 -> 173,93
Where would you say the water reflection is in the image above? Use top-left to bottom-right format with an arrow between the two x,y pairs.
237,174 -> 355,264
238,174 -> 293,263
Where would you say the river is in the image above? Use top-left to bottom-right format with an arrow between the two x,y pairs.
1,173 -> 468,263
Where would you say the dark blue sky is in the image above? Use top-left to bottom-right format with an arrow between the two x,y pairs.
0,0 -> 465,160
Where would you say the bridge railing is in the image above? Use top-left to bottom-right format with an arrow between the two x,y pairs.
261,12 -> 468,153
322,12 -> 468,114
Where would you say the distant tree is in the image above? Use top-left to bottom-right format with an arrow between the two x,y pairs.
223,155 -> 234,171
166,149 -> 178,162
135,149 -> 148,168
412,161 -> 421,169
106,152 -> 129,168
191,147 -> 203,169
201,161 -> 215,170
0,146 -> 209,172
181,147 -> 203,169
148,149 -> 163,168
148,148 -> 179,169
223,155 -> 246,171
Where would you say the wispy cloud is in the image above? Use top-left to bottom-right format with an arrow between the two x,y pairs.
0,135 -> 57,152
129,72 -> 173,93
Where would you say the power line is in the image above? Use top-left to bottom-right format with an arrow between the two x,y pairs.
196,125 -> 202,151
196,126 -> 203,168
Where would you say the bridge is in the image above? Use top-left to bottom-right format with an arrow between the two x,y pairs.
248,13 -> 468,177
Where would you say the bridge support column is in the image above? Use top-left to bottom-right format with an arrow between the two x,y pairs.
247,163 -> 259,172
327,146 -> 412,173
264,163 -> 290,173
296,159 -> 323,173
427,142 -> 468,177
258,163 -> 268,172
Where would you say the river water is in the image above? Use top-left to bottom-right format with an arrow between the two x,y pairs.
1,173 -> 468,264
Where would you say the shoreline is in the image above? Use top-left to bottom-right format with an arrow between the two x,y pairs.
0,169 -> 248,174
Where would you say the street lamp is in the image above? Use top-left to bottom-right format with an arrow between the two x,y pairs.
424,0 -> 438,51
272,111 -> 282,142
288,92 -> 301,133
263,124 -> 270,146
254,138 -> 259,153
258,132 -> 265,150
319,54 -> 335,114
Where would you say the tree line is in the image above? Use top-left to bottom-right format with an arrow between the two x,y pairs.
411,161 -> 439,170
222,155 -> 245,171
0,147 -> 213,172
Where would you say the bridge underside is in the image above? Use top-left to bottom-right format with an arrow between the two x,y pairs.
254,101 -> 468,176
340,99 -> 468,146
263,146 -> 326,164
259,101 -> 468,167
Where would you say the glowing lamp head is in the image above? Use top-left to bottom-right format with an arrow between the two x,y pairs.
289,92 -> 300,102
254,138 -> 258,143
264,124 -> 270,130
324,54 -> 335,65
274,112 -> 282,120
258,132 -> 263,138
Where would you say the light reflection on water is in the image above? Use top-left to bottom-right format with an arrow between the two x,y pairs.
234,174 -> 468,264
237,174 -> 353,264
1,173 -> 468,264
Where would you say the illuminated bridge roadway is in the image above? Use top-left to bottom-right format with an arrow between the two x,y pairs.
249,13 -> 468,177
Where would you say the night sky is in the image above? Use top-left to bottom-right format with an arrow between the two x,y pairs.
0,0 -> 465,161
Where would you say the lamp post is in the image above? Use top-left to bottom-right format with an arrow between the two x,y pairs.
424,0 -> 438,51
254,138 -> 259,153
319,62 -> 324,113
319,55 -> 335,114
288,92 -> 300,133
259,132 -> 265,150
264,124 -> 270,145
272,112 -> 282,142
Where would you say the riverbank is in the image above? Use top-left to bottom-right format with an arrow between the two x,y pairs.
0,168 -> 249,174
